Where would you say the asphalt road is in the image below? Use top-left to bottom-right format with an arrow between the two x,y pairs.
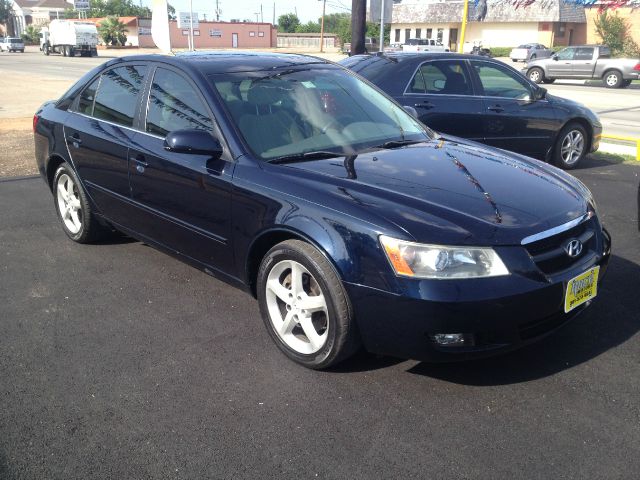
1,50 -> 639,139
1,156 -> 639,477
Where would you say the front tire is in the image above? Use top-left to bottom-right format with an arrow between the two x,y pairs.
603,69 -> 623,88
542,78 -> 555,84
53,163 -> 109,243
257,240 -> 360,369
528,67 -> 544,84
553,123 -> 588,170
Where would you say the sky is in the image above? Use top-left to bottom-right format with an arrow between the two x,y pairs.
148,0 -> 353,24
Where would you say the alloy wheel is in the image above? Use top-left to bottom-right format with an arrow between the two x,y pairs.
265,259 -> 329,355
605,73 -> 619,87
56,173 -> 83,234
560,130 -> 585,166
529,69 -> 541,83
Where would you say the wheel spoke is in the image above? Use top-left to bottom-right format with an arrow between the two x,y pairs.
299,293 -> 326,313
57,182 -> 67,200
69,198 -> 81,210
289,262 -> 304,297
70,210 -> 82,230
267,278 -> 291,303
278,311 -> 297,336
299,315 -> 324,351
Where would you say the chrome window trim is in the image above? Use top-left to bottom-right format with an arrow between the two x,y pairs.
521,212 -> 592,245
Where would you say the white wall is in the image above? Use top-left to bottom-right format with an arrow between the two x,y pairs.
464,22 -> 538,47
392,23 -> 458,46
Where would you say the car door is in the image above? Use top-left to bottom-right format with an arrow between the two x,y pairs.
127,65 -> 236,275
471,60 -> 558,158
64,64 -> 147,225
548,47 -> 577,77
399,59 -> 484,141
572,47 -> 596,77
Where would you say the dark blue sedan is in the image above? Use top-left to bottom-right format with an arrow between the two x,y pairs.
340,53 -> 602,169
34,52 -> 610,368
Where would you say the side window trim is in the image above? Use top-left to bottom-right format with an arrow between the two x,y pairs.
403,59 -> 475,96
70,74 -> 102,115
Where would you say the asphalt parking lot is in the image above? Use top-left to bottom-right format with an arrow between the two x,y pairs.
1,156 -> 639,477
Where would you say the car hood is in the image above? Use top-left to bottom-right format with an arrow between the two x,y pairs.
279,138 -> 592,246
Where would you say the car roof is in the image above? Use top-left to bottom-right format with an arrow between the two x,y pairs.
100,51 -> 332,75
346,51 -> 500,64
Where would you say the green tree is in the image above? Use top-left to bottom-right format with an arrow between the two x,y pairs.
295,20 -> 321,33
321,12 -> 351,45
594,10 -> 639,57
277,13 -> 300,33
0,0 -> 13,32
98,16 -> 127,46
21,24 -> 41,44
365,21 -> 390,44
89,0 -> 151,19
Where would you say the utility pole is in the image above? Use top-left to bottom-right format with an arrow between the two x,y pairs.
351,0 -> 366,55
272,2 -> 275,25
319,0 -> 326,53
260,4 -> 263,22
378,0 -> 385,52
459,0 -> 469,53
189,0 -> 195,51
216,0 -> 220,21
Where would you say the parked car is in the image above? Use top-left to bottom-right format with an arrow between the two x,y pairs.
342,36 -> 379,56
402,38 -> 449,53
525,45 -> 640,88
340,52 -> 601,169
0,37 -> 25,53
510,43 -> 553,63
34,52 -> 610,369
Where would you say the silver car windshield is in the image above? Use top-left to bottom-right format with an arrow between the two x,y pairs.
210,66 -> 431,160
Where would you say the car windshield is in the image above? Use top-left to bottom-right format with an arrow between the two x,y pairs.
8,38 -> 21,42
209,66 -> 431,161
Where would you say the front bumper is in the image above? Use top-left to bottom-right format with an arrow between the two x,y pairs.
591,122 -> 602,153
345,229 -> 611,362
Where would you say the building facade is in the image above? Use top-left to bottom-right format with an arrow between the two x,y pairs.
167,20 -> 277,49
585,5 -> 640,46
391,0 -> 587,51
9,0 -> 72,36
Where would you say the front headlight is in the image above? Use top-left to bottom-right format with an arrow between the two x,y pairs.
379,235 -> 509,279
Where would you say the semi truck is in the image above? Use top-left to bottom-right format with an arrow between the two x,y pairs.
40,20 -> 99,57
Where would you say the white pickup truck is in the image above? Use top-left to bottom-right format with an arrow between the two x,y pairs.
402,38 -> 449,53
40,20 -> 98,57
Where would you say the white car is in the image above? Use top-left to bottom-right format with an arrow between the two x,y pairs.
510,43 -> 552,62
402,38 -> 449,53
0,37 -> 25,53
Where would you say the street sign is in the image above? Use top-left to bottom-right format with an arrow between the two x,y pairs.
177,12 -> 199,29
74,0 -> 90,11
367,0 -> 394,23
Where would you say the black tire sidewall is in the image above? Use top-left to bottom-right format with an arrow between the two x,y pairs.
257,241 -> 352,369
554,123 -> 587,170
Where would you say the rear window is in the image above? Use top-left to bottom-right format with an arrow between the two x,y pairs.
93,65 -> 147,127
8,37 -> 22,42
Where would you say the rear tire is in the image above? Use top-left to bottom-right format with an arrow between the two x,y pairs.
52,162 -> 109,243
622,79 -> 632,87
528,67 -> 544,84
542,78 -> 555,84
603,69 -> 623,88
257,240 -> 360,369
553,122 -> 588,170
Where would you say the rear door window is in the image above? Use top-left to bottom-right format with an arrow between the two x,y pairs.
77,77 -> 100,115
93,65 -> 147,127
145,68 -> 213,137
408,61 -> 473,96
574,47 -> 594,60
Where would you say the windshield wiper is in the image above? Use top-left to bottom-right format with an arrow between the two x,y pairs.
268,151 -> 343,164
375,139 -> 423,149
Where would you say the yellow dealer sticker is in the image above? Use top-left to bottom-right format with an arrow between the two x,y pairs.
564,266 -> 599,313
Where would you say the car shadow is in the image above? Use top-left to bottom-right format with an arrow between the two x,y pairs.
406,253 -> 639,385
90,230 -> 138,245
579,152 -> 627,169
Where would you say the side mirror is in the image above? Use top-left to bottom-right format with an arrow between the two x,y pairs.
534,87 -> 547,101
403,105 -> 418,117
164,129 -> 223,158
552,55 -> 558,61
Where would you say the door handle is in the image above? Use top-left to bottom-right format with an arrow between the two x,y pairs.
130,154 -> 148,172
414,101 -> 435,110
69,133 -> 82,147
487,105 -> 504,113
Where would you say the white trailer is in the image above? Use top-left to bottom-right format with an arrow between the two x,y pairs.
40,20 -> 99,57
